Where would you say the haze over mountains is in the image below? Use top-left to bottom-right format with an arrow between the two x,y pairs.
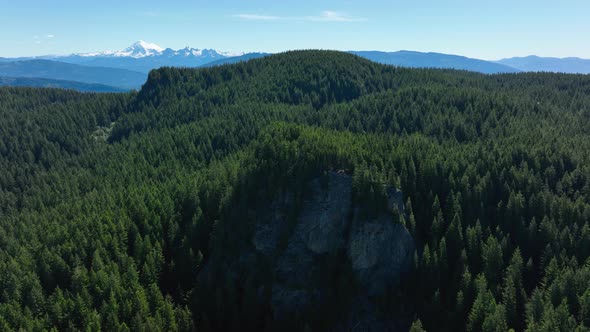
0,60 -> 146,90
496,55 -> 590,74
48,41 -> 244,73
351,51 -> 520,74
0,76 -> 124,92
1,41 -> 589,92
1,41 -> 243,74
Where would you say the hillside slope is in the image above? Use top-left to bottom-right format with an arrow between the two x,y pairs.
1,51 -> 590,331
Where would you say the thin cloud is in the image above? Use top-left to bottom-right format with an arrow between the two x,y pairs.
305,11 -> 365,22
233,11 -> 364,23
46,34 -> 55,38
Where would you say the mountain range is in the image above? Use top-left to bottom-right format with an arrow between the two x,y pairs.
0,60 -> 146,90
0,76 -> 124,92
496,55 -> 590,74
2,41 -> 243,74
351,51 -> 519,74
1,41 -> 588,92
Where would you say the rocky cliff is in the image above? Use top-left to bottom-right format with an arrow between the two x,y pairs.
197,171 -> 415,331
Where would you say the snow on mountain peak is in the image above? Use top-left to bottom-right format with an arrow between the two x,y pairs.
221,51 -> 246,57
72,42 -> 243,59
132,40 -> 164,53
113,40 -> 165,58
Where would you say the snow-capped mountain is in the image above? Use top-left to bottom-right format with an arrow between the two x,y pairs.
42,41 -> 245,73
116,40 -> 165,57
74,40 -> 240,59
77,40 -> 166,58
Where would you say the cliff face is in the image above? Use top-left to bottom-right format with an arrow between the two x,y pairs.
348,213 -> 415,298
198,172 -> 415,331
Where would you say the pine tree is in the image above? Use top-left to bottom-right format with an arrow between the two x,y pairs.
410,319 -> 426,332
502,275 -> 517,329
446,213 -> 464,267
482,304 -> 507,332
525,288 -> 544,329
482,235 -> 504,294
467,274 -> 496,332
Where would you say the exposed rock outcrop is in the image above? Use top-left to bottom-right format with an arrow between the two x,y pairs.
199,171 -> 415,331
348,216 -> 415,297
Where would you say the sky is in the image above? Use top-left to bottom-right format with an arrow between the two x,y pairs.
1,0 -> 589,60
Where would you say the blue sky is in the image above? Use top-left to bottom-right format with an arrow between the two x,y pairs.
1,0 -> 589,59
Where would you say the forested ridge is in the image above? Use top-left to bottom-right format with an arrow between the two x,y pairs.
1,50 -> 590,331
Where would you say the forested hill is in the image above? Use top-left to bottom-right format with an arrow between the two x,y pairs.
1,50 -> 590,331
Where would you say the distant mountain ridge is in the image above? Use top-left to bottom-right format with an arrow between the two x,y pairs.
71,40 -> 243,59
2,43 -> 589,93
496,55 -> 590,74
42,41 -> 244,73
201,51 -> 520,74
0,76 -> 124,92
200,53 -> 270,67
74,40 -> 166,58
4,41 -> 590,74
351,51 -> 520,74
0,60 -> 147,90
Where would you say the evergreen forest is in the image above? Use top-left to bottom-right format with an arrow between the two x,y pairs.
1,51 -> 590,331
